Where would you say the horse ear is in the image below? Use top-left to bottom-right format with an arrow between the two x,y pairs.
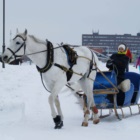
24,29 -> 27,35
16,28 -> 19,33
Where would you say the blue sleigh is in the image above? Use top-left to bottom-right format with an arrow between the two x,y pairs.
93,71 -> 140,119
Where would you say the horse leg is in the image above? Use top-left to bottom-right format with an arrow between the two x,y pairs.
54,96 -> 64,128
88,71 -> 100,124
91,104 -> 100,124
48,94 -> 63,129
90,85 -> 100,123
83,94 -> 93,120
79,75 -> 100,126
83,91 -> 99,125
55,96 -> 64,120
78,76 -> 93,126
48,76 -> 67,129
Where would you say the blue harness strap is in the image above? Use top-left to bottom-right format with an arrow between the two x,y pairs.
62,45 -> 77,67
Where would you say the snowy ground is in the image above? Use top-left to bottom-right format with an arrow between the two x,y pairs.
0,61 -> 139,140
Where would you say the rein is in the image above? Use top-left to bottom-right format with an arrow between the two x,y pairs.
25,46 -> 63,56
7,34 -> 118,93
7,34 -> 63,61
94,64 -> 119,92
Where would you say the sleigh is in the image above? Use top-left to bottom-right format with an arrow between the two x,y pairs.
93,71 -> 140,119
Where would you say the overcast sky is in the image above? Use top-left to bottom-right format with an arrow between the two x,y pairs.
0,0 -> 140,48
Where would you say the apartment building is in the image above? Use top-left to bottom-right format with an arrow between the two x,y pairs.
82,32 -> 140,55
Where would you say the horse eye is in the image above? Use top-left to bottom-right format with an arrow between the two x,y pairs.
16,42 -> 20,45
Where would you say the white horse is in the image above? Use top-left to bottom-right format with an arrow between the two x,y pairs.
1,29 -> 100,128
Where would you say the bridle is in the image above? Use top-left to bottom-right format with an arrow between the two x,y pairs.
6,35 -> 65,63
7,35 -> 27,62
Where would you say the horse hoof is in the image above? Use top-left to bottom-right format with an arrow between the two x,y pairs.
54,121 -> 63,129
93,119 -> 100,124
82,122 -> 88,127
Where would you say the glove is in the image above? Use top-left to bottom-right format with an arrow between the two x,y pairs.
106,60 -> 114,70
107,60 -> 113,66
129,59 -> 132,63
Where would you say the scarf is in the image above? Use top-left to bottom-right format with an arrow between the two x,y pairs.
118,51 -> 127,55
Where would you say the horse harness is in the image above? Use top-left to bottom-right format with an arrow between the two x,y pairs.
35,42 -> 96,82
36,41 -> 54,72
55,45 -> 78,81
6,35 -> 97,91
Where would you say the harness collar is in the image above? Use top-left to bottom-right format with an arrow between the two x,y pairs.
36,41 -> 54,73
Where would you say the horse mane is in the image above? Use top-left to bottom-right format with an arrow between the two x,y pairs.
28,35 -> 46,45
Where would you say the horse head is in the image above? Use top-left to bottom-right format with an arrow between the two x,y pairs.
2,29 -> 28,63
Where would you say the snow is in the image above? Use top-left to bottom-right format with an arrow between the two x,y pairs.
0,61 -> 139,140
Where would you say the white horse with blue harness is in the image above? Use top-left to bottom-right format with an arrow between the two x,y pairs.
1,29 -> 100,128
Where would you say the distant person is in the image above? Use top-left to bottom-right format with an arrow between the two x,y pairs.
125,46 -> 132,72
136,56 -> 140,74
106,43 -> 130,105
133,55 -> 137,67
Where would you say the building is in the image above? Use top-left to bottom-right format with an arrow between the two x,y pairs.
82,32 -> 140,55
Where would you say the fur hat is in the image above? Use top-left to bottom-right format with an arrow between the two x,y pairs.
118,44 -> 126,51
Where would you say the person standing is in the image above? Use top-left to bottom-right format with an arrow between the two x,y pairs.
125,47 -> 132,72
136,56 -> 140,74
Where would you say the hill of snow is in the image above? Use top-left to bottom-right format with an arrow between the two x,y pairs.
0,62 -> 139,140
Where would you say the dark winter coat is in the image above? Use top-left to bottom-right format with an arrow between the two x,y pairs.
136,56 -> 140,67
106,53 -> 129,106
106,53 -> 129,85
